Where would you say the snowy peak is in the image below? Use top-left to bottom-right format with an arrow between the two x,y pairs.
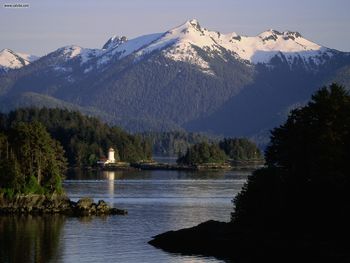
102,35 -> 128,50
163,19 -> 203,36
55,45 -> 84,59
233,29 -> 325,63
256,29 -> 318,50
183,19 -> 203,32
0,48 -> 38,71
257,29 -> 302,40
52,45 -> 102,64
188,19 -> 200,27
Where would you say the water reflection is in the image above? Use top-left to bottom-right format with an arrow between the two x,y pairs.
103,171 -> 115,198
0,169 -> 251,263
66,169 -> 250,181
0,215 -> 65,263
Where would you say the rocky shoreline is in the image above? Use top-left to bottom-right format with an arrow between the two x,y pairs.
0,194 -> 127,216
149,220 -> 235,259
149,220 -> 350,262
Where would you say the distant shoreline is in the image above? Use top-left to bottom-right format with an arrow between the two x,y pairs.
97,160 -> 264,172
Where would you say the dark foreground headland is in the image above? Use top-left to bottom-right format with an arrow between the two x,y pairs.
0,194 -> 127,216
149,220 -> 350,263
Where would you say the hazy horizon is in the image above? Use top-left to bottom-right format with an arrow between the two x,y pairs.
1,0 -> 350,56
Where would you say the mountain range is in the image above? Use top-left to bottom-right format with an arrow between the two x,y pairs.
1,19 -> 350,144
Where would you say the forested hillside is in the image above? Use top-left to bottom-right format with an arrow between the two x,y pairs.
0,122 -> 66,195
0,108 -> 152,167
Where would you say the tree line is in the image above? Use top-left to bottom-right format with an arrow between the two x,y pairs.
177,138 -> 262,165
0,121 -> 66,195
0,108 -> 152,167
140,131 -> 219,156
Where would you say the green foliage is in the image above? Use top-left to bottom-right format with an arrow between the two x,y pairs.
1,188 -> 15,199
0,133 -> 24,192
23,176 -> 45,195
0,153 -> 23,192
177,142 -> 227,165
232,83 -> 350,232
0,122 -> 67,195
141,131 -> 218,156
1,108 -> 152,166
219,138 -> 262,160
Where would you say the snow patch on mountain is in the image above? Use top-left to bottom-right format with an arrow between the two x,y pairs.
97,33 -> 163,66
164,43 -> 213,74
55,45 -> 102,64
0,49 -> 39,71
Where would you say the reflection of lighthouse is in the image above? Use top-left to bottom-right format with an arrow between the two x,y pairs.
103,171 -> 115,197
107,148 -> 115,164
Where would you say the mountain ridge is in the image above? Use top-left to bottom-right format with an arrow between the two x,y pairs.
1,19 -> 333,71
0,19 -> 349,144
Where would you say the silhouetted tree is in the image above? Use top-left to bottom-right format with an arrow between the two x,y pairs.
233,84 -> 350,235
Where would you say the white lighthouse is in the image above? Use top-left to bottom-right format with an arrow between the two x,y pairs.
96,147 -> 117,166
107,148 -> 115,164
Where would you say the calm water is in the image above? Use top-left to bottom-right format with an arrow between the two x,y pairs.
0,169 -> 250,263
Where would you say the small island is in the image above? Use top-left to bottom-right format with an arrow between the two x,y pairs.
176,138 -> 263,169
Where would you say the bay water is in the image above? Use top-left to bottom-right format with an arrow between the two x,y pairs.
0,169 -> 250,263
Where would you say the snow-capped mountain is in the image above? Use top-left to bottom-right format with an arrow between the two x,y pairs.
0,48 -> 39,72
1,19 -> 335,73
95,19 -> 334,70
0,19 -> 349,140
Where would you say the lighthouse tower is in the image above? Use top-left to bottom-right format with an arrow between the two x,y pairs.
107,148 -> 115,163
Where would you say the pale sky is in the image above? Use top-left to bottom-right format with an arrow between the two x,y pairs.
1,0 -> 349,56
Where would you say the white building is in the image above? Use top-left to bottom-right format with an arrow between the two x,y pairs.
106,148 -> 115,164
97,147 -> 116,165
